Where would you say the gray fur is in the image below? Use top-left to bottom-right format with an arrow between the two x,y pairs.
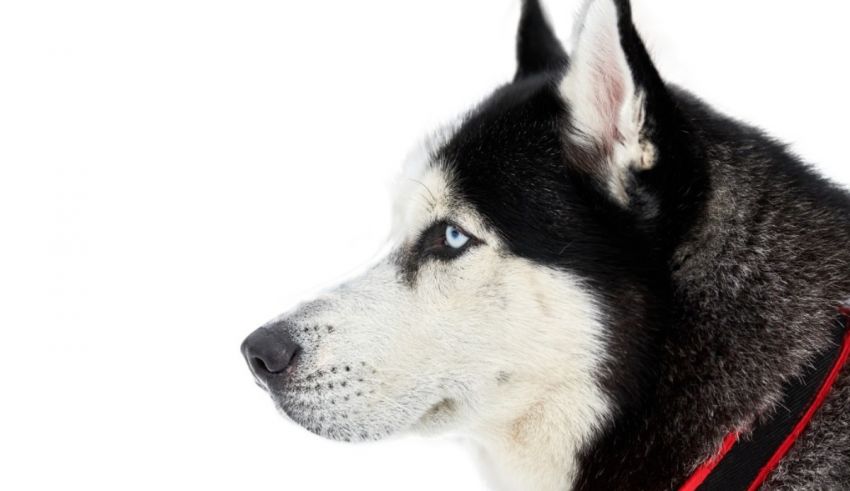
672,98 -> 850,489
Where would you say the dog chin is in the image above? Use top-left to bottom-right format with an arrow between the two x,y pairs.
269,390 -> 462,442
267,392 -> 395,443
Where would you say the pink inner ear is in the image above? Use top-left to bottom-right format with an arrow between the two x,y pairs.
564,0 -> 636,158
591,42 -> 626,154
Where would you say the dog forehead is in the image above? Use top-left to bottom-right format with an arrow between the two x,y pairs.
436,77 -> 573,206
390,74 -> 571,246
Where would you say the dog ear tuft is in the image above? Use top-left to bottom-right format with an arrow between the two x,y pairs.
515,0 -> 569,81
560,0 -> 665,204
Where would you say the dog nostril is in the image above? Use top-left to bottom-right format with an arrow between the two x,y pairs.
251,356 -> 270,374
241,325 -> 302,377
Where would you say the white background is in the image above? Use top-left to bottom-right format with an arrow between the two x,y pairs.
2,1 -> 849,490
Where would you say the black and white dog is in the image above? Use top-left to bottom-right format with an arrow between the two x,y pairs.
242,1 -> 850,489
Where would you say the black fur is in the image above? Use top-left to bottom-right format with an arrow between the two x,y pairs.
515,0 -> 569,80
435,1 -> 850,488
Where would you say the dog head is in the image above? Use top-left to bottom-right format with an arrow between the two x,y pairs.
243,0 -> 683,450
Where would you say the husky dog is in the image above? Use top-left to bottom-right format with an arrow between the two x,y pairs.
242,1 -> 850,489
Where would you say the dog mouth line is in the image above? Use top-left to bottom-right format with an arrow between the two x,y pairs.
265,389 -> 459,435
420,398 -> 457,419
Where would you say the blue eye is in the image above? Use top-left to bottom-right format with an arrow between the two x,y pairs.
445,225 -> 470,249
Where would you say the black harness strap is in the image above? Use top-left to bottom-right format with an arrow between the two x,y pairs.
682,307 -> 850,491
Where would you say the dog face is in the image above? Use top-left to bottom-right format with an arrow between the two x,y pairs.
243,153 -> 610,442
243,0 -> 664,465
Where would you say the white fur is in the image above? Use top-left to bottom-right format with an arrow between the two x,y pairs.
560,0 -> 653,204
257,4 -> 662,487
465,265 -> 611,491
265,161 -> 611,490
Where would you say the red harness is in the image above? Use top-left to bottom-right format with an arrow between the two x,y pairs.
680,306 -> 850,491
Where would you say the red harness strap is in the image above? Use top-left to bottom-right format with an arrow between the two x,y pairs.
679,432 -> 739,491
680,306 -> 850,491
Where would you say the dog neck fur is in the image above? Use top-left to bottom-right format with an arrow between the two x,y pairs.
466,299 -> 612,491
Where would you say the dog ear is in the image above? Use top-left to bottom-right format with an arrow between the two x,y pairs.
559,0 -> 668,205
515,0 -> 569,81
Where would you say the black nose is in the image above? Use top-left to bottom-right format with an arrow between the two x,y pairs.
241,325 -> 301,378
